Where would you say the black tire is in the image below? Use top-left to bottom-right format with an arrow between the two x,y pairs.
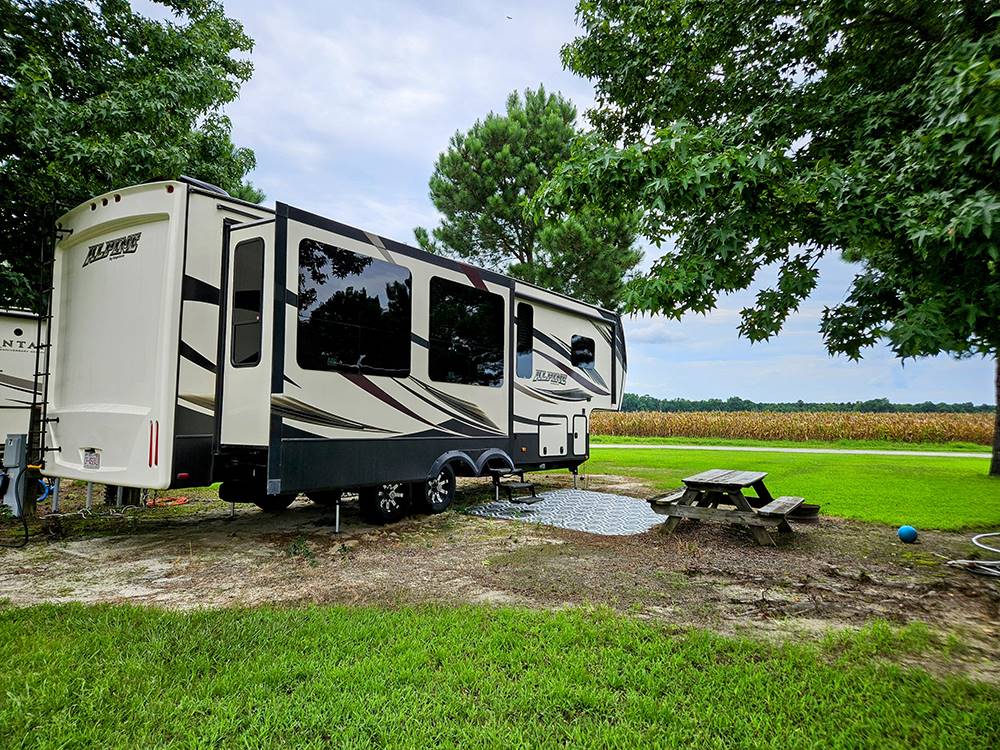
359,482 -> 409,525
421,464 -> 456,514
308,490 -> 342,507
253,494 -> 295,513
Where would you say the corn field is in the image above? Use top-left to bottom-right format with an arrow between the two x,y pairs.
591,411 -> 994,445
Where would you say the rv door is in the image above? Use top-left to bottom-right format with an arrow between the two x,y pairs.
219,223 -> 275,447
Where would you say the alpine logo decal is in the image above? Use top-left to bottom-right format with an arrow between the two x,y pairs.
82,232 -> 141,267
533,369 -> 567,385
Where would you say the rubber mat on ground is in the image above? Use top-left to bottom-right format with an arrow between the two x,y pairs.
465,489 -> 663,536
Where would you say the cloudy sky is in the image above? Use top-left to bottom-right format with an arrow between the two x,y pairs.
190,0 -> 992,404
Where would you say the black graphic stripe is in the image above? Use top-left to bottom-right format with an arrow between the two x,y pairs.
0,373 -> 38,394
514,382 -> 556,404
395,379 -> 503,436
180,341 -> 217,374
536,351 -> 608,396
272,395 -> 394,432
341,372 -> 442,430
180,394 -> 215,412
533,329 -> 572,361
410,378 -> 501,432
181,275 -> 220,305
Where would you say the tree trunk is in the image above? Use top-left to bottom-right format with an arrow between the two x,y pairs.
992,358 -> 1000,477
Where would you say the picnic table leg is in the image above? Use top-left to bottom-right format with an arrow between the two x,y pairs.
727,490 -> 776,546
751,480 -> 775,504
660,488 -> 702,534
750,526 -> 776,546
662,516 -> 681,534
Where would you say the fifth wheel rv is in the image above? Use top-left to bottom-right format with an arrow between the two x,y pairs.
43,179 -> 626,523
0,309 -> 42,445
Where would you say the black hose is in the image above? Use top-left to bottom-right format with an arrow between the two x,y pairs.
0,470 -> 30,548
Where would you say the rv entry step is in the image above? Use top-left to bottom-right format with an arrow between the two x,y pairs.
502,481 -> 540,504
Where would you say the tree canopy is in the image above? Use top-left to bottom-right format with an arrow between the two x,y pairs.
416,86 -> 642,310
0,0 -> 263,309
536,1 -> 1000,472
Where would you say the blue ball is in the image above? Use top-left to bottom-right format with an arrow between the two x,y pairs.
898,525 -> 918,543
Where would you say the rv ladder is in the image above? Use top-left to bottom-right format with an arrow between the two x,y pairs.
27,213 -> 57,469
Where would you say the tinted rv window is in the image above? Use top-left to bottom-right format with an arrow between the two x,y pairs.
297,239 -> 411,376
428,277 -> 504,387
516,302 -> 533,378
571,335 -> 596,370
231,238 -> 264,367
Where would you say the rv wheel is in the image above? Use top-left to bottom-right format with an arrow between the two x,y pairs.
254,494 -> 295,513
422,464 -> 456,514
359,482 -> 409,525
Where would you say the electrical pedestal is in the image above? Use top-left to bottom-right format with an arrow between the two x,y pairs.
3,434 -> 35,519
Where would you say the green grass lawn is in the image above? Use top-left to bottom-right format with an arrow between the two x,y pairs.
0,604 -> 996,749
584,447 -> 999,529
591,434 -> 992,453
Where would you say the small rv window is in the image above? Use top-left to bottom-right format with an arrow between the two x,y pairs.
428,277 -> 504,387
231,238 -> 264,368
571,335 -> 596,370
297,239 -> 411,376
515,303 -> 533,379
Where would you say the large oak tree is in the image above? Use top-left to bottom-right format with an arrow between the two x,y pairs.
537,1 -> 1000,474
0,0 -> 262,310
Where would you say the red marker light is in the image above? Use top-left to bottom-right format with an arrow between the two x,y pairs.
167,185 -> 174,193
176,472 -> 189,481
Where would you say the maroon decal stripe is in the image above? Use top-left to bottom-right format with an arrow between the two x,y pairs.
459,263 -> 488,291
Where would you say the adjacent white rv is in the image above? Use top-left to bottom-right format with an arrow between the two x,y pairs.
44,179 -> 627,522
0,309 -> 42,444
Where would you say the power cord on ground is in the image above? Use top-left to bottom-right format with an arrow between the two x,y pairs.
947,532 -> 1000,577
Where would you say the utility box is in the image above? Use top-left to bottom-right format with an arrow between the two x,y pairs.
3,433 -> 35,518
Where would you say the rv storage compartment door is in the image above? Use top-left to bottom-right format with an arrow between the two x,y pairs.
539,415 -> 568,458
219,226 -> 275,447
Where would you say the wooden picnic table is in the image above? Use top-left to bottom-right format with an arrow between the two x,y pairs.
648,469 -> 804,546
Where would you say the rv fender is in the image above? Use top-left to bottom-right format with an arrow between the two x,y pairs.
475,449 -> 514,476
428,451 -> 477,479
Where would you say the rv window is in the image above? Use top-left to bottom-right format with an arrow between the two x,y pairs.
297,239 -> 411,376
429,277 -> 504,387
571,335 -> 596,370
231,238 -> 264,368
515,303 -> 533,378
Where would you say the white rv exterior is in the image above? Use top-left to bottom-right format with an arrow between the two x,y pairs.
44,180 -> 626,515
0,309 -> 43,442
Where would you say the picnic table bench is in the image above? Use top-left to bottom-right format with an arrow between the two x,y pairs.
647,469 -> 804,546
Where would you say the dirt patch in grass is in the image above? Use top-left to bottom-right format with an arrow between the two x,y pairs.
1,473 -> 997,682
